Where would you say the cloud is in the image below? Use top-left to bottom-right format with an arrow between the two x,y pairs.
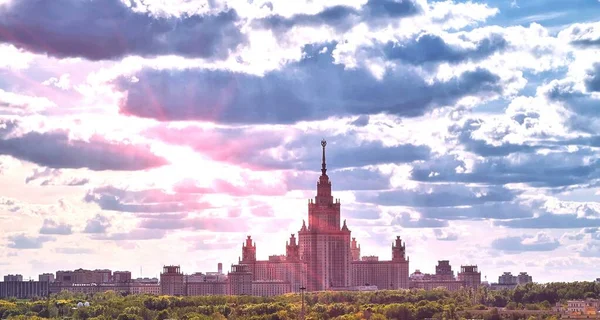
355,184 -> 517,207
0,0 -> 246,60
137,216 -> 249,232
578,241 -> 600,257
84,186 -> 212,213
419,201 -> 535,221
39,219 -> 73,235
25,167 -> 89,186
286,168 -> 392,191
564,21 -> 600,48
0,120 -> 168,171
391,212 -> 448,228
585,63 -> 600,92
146,125 -> 431,170
491,232 -> 560,253
91,229 -> 167,241
116,43 -> 503,124
7,234 -> 54,249
433,228 -> 459,241
254,0 -> 422,34
343,203 -> 382,220
495,213 -> 600,229
377,32 -> 508,66
0,89 -> 56,112
83,214 -> 112,234
562,228 -> 600,242
411,150 -> 600,188
174,176 -> 287,197
55,248 -> 94,254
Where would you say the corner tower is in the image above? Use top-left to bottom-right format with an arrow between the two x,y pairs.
298,140 -> 351,291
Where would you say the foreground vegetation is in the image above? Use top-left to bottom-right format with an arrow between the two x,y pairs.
1,282 -> 600,319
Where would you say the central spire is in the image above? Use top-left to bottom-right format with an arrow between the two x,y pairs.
321,139 -> 327,176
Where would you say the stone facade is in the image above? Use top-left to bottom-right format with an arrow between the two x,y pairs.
231,140 -> 410,294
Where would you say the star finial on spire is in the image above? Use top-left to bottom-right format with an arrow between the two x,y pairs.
321,139 -> 327,175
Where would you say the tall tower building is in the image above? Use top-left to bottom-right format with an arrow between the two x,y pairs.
299,140 -> 352,291
241,236 -> 256,263
286,234 -> 300,262
351,238 -> 361,261
160,266 -> 184,296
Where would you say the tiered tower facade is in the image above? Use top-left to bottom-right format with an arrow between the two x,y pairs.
233,140 -> 410,293
298,139 -> 352,291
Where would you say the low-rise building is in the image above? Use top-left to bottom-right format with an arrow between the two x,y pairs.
39,273 -> 55,283
251,280 -> 291,297
0,280 -> 49,298
4,274 -> 23,282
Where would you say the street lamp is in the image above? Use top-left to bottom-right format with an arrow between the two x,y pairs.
300,285 -> 306,320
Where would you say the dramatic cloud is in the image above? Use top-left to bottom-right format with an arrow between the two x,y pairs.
0,0 -> 246,60
116,43 -> 503,124
3,0 -> 600,282
146,125 -> 431,170
411,150 -> 600,188
0,120 -> 168,171
254,0 -> 422,33
378,32 -> 508,66
491,232 -> 560,253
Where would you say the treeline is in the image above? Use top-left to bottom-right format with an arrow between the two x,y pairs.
0,282 -> 597,319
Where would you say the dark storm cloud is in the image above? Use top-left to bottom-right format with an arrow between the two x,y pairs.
254,0 -> 421,33
7,234 -> 54,249
390,212 -> 449,228
411,149 -> 600,188
39,219 -> 73,235
84,186 -> 211,213
356,184 -> 517,207
491,234 -> 560,253
0,0 -> 245,60
381,33 -> 508,66
146,125 -> 431,170
585,63 -> 600,92
0,120 -> 168,171
117,43 -> 503,124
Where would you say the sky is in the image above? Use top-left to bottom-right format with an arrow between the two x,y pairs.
0,0 -> 600,284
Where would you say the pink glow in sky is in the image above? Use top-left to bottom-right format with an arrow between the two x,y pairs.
1,0 -> 600,282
